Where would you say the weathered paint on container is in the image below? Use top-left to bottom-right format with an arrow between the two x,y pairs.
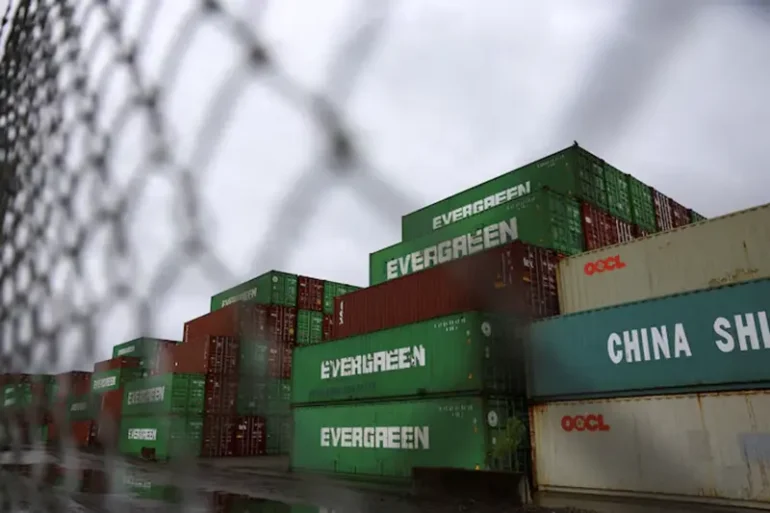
292,312 -> 524,406
528,278 -> 770,401
118,415 -> 203,460
529,391 -> 770,509
204,375 -> 239,414
669,198 -> 690,228
296,309 -> 324,346
603,164 -> 632,222
556,203 -> 770,314
210,270 -> 298,311
297,276 -> 324,311
122,373 -> 205,417
652,188 -> 674,232
580,202 -> 618,251
322,282 -> 361,315
291,395 -> 530,478
91,368 -> 143,394
400,143 -> 606,242
626,175 -> 656,232
338,241 -> 559,340
374,188 -> 582,285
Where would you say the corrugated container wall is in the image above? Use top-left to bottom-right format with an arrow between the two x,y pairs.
557,202 -> 770,314
399,143 -> 607,242
580,202 -> 618,251
336,241 -> 561,340
292,312 -> 525,405
291,395 -> 530,479
297,276 -> 324,311
373,189 -> 581,285
209,270 -> 298,312
652,188 -> 674,231
529,391 -> 770,509
527,278 -> 770,402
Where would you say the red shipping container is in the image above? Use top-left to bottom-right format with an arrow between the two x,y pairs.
204,375 -> 238,414
55,371 -> 92,399
266,305 -> 297,346
297,276 -> 324,312
632,225 -> 652,238
94,356 -> 141,373
322,314 -> 334,341
580,202 -> 619,251
652,188 -> 674,232
95,389 -> 123,449
55,420 -> 94,448
151,343 -> 176,376
525,245 -> 562,320
669,198 -> 690,228
333,241 -> 536,340
202,415 -> 236,457
174,335 -> 239,375
233,416 -> 266,457
267,342 -> 294,379
615,218 -> 635,244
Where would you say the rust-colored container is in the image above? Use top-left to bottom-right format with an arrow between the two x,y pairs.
204,375 -> 238,414
297,276 -> 324,312
615,217 -> 635,244
201,414 -> 236,458
54,420 -> 94,448
151,343 -> 176,376
581,202 -> 618,251
669,198 -> 690,228
632,225 -> 652,238
55,371 -> 92,399
268,342 -> 294,379
322,314 -> 334,341
334,241 -> 539,340
267,305 -> 297,346
173,335 -> 239,375
233,416 -> 266,457
652,188 -> 674,232
94,356 -> 141,373
95,389 -> 123,449
184,303 -> 262,343
527,245 -> 562,321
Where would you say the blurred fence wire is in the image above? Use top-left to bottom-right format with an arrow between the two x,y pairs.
0,0 -> 741,510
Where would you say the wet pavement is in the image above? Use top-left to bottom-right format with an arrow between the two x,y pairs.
0,450 -> 762,513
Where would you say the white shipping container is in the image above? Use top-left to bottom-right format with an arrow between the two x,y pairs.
557,203 -> 770,314
530,391 -> 770,509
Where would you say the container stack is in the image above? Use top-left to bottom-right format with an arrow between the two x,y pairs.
525,202 -> 770,506
118,373 -> 206,460
0,373 -> 54,446
49,371 -> 94,448
91,356 -> 143,450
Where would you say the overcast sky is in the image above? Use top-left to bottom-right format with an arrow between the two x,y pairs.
1,0 -> 768,370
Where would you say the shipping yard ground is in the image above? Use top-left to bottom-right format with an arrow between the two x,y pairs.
0,450 -> 761,513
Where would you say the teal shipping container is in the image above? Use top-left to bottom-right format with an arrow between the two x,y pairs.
527,278 -> 770,401
210,271 -> 298,311
122,373 -> 205,417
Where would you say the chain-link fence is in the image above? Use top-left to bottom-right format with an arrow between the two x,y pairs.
0,0 -> 766,511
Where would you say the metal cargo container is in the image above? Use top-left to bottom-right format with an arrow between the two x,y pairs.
67,394 -> 95,422
297,276 -> 324,311
94,356 -> 142,373
174,335 -> 239,375
54,372 -> 92,400
580,202 -> 618,251
266,413 -> 292,455
210,270 -> 298,311
296,309 -> 324,346
94,388 -> 124,449
528,278 -> 770,401
690,210 -> 707,223
322,314 -> 333,341
237,379 -> 290,416
204,374 -> 238,415
603,164 -> 632,222
669,198 -> 690,228
529,391 -> 770,509
374,188 -> 582,285
111,337 -> 179,365
337,241 -> 559,340
201,414 -> 236,457
322,281 -> 361,315
122,373 -> 205,417
291,395 -> 530,478
90,368 -> 142,395
557,203 -> 770,314
652,188 -> 674,232
292,312 -> 524,406
118,415 -> 203,460
626,175 -> 656,232
615,217 -> 634,244
400,143 -> 607,242
233,416 -> 267,457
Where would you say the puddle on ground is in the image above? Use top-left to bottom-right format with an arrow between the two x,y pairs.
0,463 -> 335,512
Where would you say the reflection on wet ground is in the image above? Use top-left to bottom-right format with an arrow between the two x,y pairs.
0,463 -> 331,513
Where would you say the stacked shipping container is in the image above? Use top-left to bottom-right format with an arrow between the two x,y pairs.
0,373 -> 54,446
524,202 -> 770,507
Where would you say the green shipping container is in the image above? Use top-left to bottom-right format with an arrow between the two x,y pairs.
400,143 -> 606,241
118,415 -> 203,460
122,373 -> 205,417
67,394 -> 95,421
371,189 -> 582,285
690,210 -> 707,223
604,164 -> 632,222
527,278 -> 770,401
626,174 -> 657,232
122,474 -> 182,503
291,395 -> 530,478
111,337 -> 177,364
322,282 -> 361,315
210,270 -> 298,311
291,312 -> 522,405
2,384 -> 32,409
266,413 -> 292,455
91,368 -> 143,394
296,310 -> 324,346
238,379 -> 291,416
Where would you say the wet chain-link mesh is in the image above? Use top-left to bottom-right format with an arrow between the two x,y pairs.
0,0 -> 757,511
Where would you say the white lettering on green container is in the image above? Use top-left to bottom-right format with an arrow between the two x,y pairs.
320,345 -> 426,380
431,182 -> 531,231
221,287 -> 258,307
320,426 -> 429,449
127,428 -> 157,441
127,386 -> 166,405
